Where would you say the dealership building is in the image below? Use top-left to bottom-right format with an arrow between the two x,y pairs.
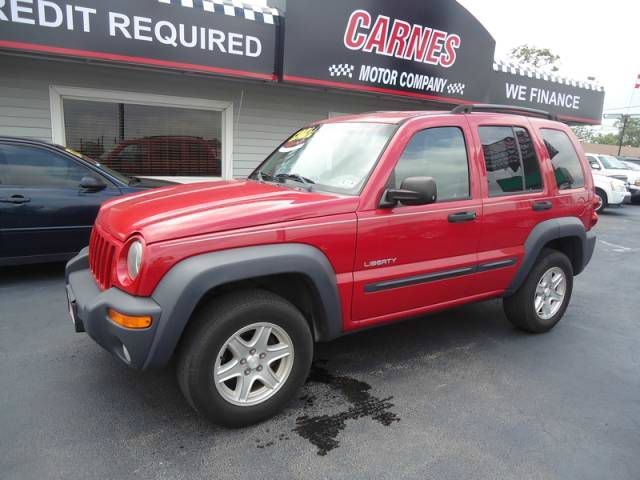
0,0 -> 606,182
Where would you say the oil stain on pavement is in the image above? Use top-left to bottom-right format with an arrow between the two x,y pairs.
292,362 -> 400,456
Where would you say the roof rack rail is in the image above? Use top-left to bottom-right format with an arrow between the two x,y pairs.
451,104 -> 559,121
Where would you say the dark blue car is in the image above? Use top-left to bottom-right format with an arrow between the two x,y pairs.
0,137 -> 174,266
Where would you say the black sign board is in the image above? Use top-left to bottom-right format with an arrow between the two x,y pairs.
0,0 -> 279,80
282,0 -> 496,104
489,63 -> 605,124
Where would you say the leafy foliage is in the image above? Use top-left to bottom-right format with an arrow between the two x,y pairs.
590,118 -> 640,147
509,45 -> 561,72
571,126 -> 596,143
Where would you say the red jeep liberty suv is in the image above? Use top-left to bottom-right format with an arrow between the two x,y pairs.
65,105 -> 597,427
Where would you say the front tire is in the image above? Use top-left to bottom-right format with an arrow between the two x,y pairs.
595,188 -> 608,213
177,289 -> 313,427
503,249 -> 573,333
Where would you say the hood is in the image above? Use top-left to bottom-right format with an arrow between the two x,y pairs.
99,180 -> 359,243
605,168 -> 640,182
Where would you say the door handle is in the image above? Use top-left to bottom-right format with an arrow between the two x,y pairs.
0,195 -> 31,204
448,211 -> 477,223
532,201 -> 553,211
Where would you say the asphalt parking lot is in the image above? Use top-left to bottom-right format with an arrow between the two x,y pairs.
1,206 -> 639,480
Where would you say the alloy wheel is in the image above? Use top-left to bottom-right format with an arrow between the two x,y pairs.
534,267 -> 567,320
213,322 -> 294,406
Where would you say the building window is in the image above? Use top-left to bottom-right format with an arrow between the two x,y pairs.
479,126 -> 543,196
51,86 -> 233,180
62,100 -> 222,178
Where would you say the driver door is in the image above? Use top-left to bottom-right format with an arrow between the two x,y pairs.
351,121 -> 482,323
0,142 -> 120,261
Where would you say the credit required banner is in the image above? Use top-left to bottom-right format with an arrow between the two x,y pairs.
0,0 -> 605,122
281,0 -> 496,104
0,0 -> 279,80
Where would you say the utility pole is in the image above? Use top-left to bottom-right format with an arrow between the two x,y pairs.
603,113 -> 640,156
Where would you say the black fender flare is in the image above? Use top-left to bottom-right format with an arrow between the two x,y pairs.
144,244 -> 342,369
504,217 -> 596,297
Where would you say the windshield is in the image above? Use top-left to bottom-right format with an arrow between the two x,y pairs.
598,155 -> 628,170
250,122 -> 395,195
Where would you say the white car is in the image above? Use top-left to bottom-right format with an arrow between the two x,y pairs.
592,173 -> 629,213
587,153 -> 640,204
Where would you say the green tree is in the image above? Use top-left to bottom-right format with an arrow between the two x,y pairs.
509,45 -> 561,72
592,133 -> 620,146
571,126 -> 596,143
592,119 -> 640,147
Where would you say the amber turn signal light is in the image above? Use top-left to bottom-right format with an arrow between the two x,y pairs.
108,309 -> 152,329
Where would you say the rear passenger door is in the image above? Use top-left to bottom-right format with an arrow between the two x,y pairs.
467,119 -> 555,296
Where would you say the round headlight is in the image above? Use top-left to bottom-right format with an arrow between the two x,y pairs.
127,241 -> 143,279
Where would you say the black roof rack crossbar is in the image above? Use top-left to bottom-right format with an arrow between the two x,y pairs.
451,104 -> 559,121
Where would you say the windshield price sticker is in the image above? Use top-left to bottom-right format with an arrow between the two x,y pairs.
280,127 -> 318,152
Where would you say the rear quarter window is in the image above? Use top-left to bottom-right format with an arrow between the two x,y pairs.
540,129 -> 585,190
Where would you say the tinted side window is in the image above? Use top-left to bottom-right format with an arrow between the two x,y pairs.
479,126 -> 543,196
516,127 -> 543,191
0,144 -> 89,188
393,127 -> 469,202
540,129 -> 585,190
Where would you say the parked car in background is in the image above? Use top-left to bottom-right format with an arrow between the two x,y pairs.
617,156 -> 640,166
66,106 -> 597,427
592,173 -> 629,213
621,160 -> 640,172
620,161 -> 640,203
0,137 -> 174,266
586,153 -> 640,204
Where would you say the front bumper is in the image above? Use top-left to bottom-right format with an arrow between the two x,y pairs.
65,248 -> 162,369
609,189 -> 631,205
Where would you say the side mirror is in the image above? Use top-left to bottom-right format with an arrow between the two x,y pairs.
79,175 -> 107,192
590,162 -> 601,170
381,176 -> 437,207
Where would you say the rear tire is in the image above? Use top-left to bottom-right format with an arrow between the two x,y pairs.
595,188 -> 608,213
177,289 -> 313,427
503,249 -> 573,333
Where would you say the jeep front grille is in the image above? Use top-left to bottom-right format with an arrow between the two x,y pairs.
89,227 -> 117,290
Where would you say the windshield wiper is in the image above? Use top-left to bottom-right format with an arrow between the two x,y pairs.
274,173 -> 316,190
255,171 -> 273,182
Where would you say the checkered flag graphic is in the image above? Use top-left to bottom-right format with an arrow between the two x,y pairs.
328,64 -> 355,79
157,0 -> 280,24
447,83 -> 466,95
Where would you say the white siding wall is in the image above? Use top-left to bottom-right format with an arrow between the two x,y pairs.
0,55 -> 431,178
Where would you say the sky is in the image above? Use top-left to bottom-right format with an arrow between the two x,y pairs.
457,0 -> 640,131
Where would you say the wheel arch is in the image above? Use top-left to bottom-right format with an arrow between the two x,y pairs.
145,244 -> 342,369
505,217 -> 595,296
